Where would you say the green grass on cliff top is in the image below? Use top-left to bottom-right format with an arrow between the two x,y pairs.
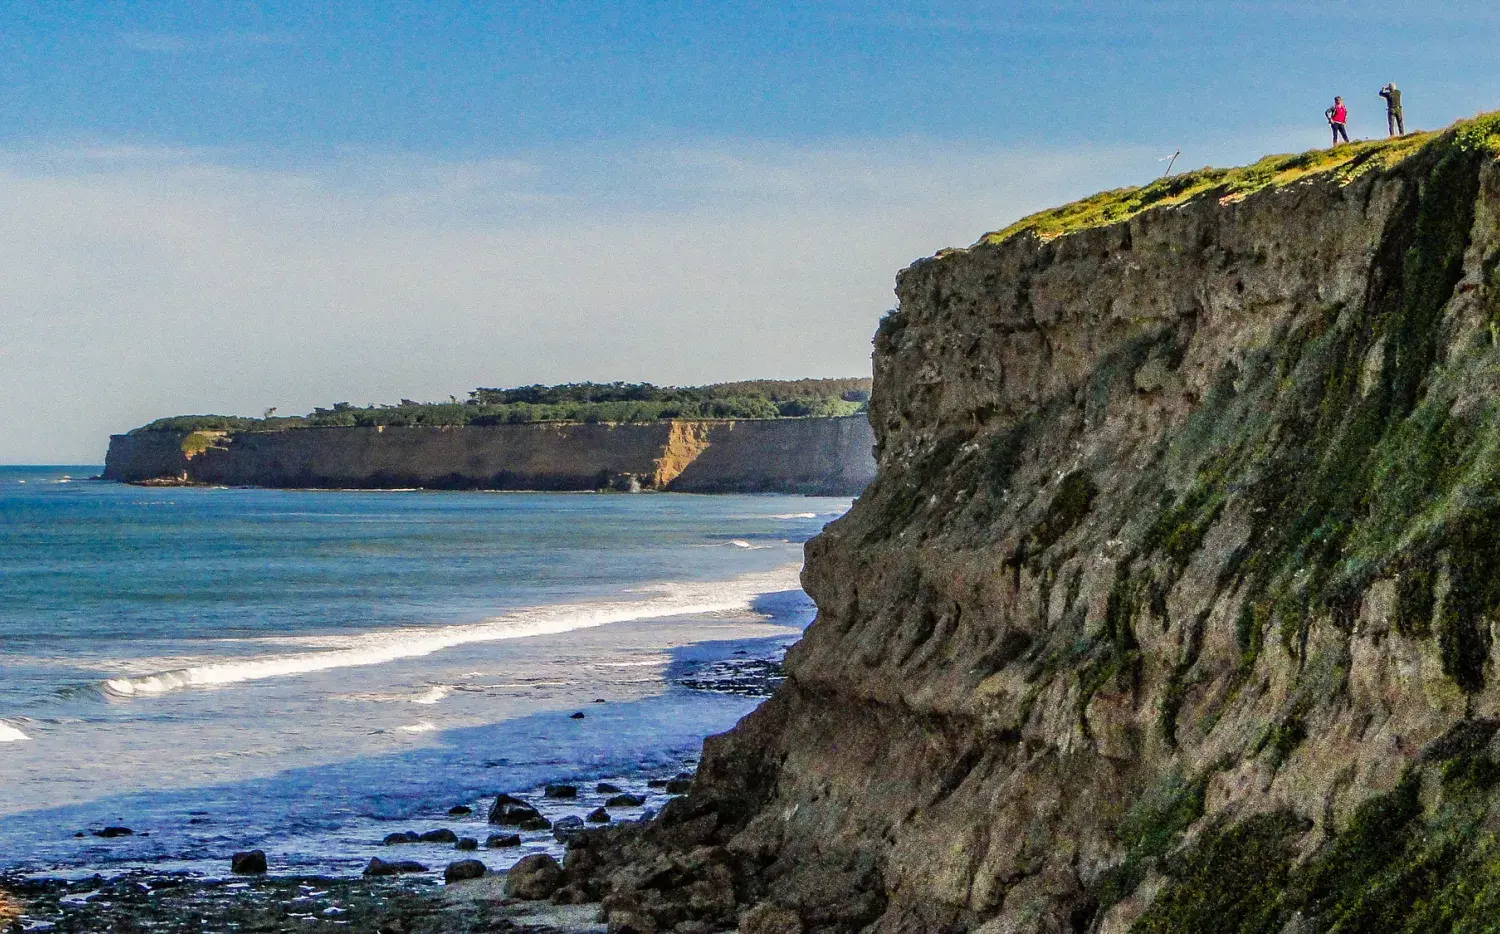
982,111 -> 1500,246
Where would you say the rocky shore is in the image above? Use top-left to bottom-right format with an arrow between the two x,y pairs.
0,651 -> 787,933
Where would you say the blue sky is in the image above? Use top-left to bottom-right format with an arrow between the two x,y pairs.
3,1 -> 1499,462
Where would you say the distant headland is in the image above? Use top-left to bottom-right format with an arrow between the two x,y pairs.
103,379 -> 877,494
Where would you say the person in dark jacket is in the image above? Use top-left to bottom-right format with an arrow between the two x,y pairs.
1326,97 -> 1349,145
1380,83 -> 1404,137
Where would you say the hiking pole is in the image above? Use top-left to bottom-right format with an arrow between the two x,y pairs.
1160,150 -> 1181,178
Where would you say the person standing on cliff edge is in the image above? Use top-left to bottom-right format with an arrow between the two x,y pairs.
1326,96 -> 1350,145
1380,83 -> 1405,136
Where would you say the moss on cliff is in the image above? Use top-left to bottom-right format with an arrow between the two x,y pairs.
1132,744 -> 1500,933
1104,119 -> 1500,695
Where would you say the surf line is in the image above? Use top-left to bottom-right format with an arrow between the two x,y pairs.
102,564 -> 803,699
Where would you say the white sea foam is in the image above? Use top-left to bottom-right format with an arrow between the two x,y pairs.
397,721 -> 437,734
0,720 -> 30,742
771,512 -> 819,520
410,686 -> 451,705
100,564 -> 802,698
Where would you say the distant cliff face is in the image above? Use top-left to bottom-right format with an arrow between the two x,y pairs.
102,417 -> 875,495
564,120 -> 1500,931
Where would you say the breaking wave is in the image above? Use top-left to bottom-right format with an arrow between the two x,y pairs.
100,565 -> 801,699
0,720 -> 30,742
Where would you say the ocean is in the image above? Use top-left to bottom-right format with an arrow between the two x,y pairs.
0,465 -> 845,879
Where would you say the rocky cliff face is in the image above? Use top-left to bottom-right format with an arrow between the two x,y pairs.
566,118 -> 1500,932
101,418 -> 875,495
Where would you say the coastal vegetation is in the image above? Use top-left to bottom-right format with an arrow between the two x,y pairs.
981,111 -> 1500,244
129,378 -> 871,434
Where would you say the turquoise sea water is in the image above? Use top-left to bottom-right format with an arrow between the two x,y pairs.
0,466 -> 844,877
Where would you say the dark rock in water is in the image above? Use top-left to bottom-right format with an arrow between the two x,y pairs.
92,827 -> 133,838
74,832 -> 85,838
418,828 -> 458,844
639,808 -> 657,822
586,807 -> 610,823
230,850 -> 267,875
364,857 -> 427,877
443,859 -> 486,883
606,793 -> 645,808
488,794 -> 544,826
485,833 -> 521,848
646,778 -> 669,788
570,711 -> 586,719
505,853 -> 563,900
455,837 -> 478,851
382,831 -> 421,845
552,815 -> 585,842
593,698 -> 607,703
543,784 -> 578,799
596,782 -> 622,794
665,775 -> 693,794
447,805 -> 472,817
519,816 -> 552,831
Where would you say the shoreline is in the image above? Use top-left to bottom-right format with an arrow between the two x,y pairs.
1,646 -> 788,932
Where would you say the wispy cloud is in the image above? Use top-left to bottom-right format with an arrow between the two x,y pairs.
119,31 -> 299,54
0,136 -> 1198,463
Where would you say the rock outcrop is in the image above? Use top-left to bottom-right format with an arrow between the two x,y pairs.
569,117 -> 1500,931
101,417 -> 875,495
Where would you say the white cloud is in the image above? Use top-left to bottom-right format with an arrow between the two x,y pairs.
0,138 -> 1163,463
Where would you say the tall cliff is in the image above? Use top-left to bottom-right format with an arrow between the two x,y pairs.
563,117 -> 1500,932
101,417 -> 875,495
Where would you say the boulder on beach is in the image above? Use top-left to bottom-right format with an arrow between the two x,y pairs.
455,837 -> 478,851
552,815 -> 585,842
363,857 -> 428,877
739,902 -> 804,934
586,807 -> 610,823
447,805 -> 472,817
484,832 -> 521,848
418,828 -> 458,844
606,793 -> 645,808
543,784 -> 577,799
230,850 -> 267,874
382,831 -> 421,845
487,793 -> 544,826
443,859 -> 487,883
505,853 -> 563,900
92,827 -> 134,838
519,816 -> 552,831
595,782 -> 622,794
609,909 -> 660,932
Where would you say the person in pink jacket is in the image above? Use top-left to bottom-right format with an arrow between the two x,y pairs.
1325,97 -> 1350,145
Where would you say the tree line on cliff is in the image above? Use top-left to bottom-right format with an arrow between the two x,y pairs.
130,378 -> 871,433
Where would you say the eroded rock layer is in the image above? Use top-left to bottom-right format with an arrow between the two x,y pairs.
571,119 -> 1500,932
